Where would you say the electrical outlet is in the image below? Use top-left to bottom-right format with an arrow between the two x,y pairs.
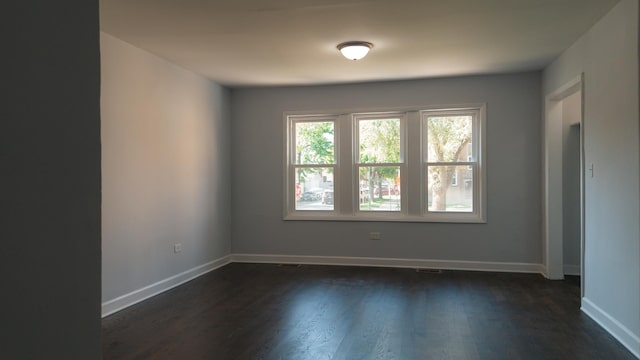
174,243 -> 182,253
369,232 -> 381,240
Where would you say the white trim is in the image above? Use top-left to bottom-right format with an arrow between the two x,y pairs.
563,264 -> 580,276
230,253 -> 544,274
543,75 -> 584,280
285,115 -> 340,217
284,104 -> 486,223
282,103 -> 484,118
547,75 -> 583,101
581,298 -> 640,358
101,255 -> 232,318
101,254 -> 545,318
281,214 -> 486,223
101,253 -> 640,360
422,106 -> 486,223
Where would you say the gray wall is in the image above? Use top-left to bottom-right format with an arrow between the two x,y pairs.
543,0 -> 639,348
562,92 -> 581,272
1,0 -> 101,358
101,33 -> 231,303
231,72 -> 542,264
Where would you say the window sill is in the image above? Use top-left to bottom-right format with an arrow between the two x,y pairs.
284,213 -> 486,223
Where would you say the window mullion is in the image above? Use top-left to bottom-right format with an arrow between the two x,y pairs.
337,114 -> 352,215
407,111 -> 421,215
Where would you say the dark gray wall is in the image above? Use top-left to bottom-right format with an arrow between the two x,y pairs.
231,72 -> 542,264
1,1 -> 101,358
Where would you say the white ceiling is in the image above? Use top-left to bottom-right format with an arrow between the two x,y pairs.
100,0 -> 619,87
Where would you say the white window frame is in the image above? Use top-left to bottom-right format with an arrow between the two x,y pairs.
284,104 -> 486,223
285,115 -> 339,218
353,112 -> 408,219
422,107 -> 486,222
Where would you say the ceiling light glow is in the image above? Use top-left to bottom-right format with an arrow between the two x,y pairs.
337,41 -> 373,60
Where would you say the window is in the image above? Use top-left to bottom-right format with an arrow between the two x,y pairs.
356,114 -> 404,213
423,109 -> 484,221
289,116 -> 337,213
285,105 -> 485,222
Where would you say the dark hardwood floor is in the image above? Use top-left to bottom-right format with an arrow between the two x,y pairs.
102,263 -> 635,359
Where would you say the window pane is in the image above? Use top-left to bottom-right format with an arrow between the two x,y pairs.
427,165 -> 473,212
358,166 -> 401,212
359,119 -> 400,164
426,116 -> 472,162
295,121 -> 334,164
295,167 -> 334,210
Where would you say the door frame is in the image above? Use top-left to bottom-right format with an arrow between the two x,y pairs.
543,74 -> 584,291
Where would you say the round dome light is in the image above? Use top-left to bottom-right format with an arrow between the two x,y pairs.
337,41 -> 373,61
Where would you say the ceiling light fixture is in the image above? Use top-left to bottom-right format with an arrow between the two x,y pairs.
337,41 -> 373,61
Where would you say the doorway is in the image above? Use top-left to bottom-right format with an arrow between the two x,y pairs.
562,99 -> 581,277
544,75 -> 584,296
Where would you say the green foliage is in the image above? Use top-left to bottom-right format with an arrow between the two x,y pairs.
358,119 -> 401,194
296,121 -> 334,164
427,116 -> 472,210
295,121 -> 334,182
359,119 -> 400,164
427,116 -> 471,162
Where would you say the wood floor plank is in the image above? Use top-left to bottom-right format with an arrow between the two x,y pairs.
102,263 -> 636,360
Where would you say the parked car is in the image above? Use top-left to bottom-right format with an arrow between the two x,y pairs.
374,184 -> 397,196
300,189 -> 323,201
321,190 -> 334,205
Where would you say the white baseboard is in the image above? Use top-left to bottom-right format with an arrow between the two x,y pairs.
563,264 -> 581,276
230,253 -> 545,274
102,254 -> 544,318
101,255 -> 232,318
99,253 -> 640,360
582,297 -> 640,359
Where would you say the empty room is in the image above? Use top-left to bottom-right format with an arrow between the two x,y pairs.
4,0 -> 639,359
